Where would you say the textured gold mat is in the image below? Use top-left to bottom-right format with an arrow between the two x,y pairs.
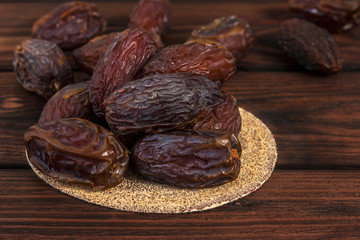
27,107 -> 277,214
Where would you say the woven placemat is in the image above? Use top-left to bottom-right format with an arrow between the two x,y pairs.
27,107 -> 277,214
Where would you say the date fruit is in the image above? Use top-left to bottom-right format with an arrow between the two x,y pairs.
13,39 -> 73,99
132,131 -> 241,188
289,0 -> 360,32
89,28 -> 158,118
142,39 -> 236,84
194,90 -> 241,136
129,0 -> 172,48
278,18 -> 344,74
24,118 -> 130,190
190,15 -> 254,63
32,1 -> 106,50
73,32 -> 124,75
39,81 -> 95,123
105,73 -> 224,135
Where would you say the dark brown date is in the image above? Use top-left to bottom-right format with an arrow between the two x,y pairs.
73,32 -> 124,75
278,18 -> 344,74
132,131 -> 241,188
194,90 -> 241,136
142,39 -> 236,84
105,73 -> 224,136
38,81 -> 95,123
89,28 -> 158,118
289,0 -> 360,32
13,39 -> 73,99
129,0 -> 172,48
190,15 -> 254,63
24,118 -> 130,190
32,1 -> 106,50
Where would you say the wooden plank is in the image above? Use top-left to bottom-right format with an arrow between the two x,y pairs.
1,71 -> 359,168
0,169 -> 359,239
0,2 -> 288,28
228,71 -> 360,168
1,25 -> 360,71
0,2 -> 359,71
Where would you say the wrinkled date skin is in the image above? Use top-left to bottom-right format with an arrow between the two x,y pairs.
142,39 -> 236,84
32,1 -> 106,50
132,131 -> 241,188
129,0 -> 172,48
89,28 -> 158,118
194,90 -> 241,136
73,32 -> 123,75
105,73 -> 224,136
38,81 -> 95,123
190,15 -> 254,63
278,18 -> 344,74
13,39 -> 73,99
289,0 -> 360,32
24,118 -> 130,190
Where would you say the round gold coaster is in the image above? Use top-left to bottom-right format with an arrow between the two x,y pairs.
27,107 -> 277,214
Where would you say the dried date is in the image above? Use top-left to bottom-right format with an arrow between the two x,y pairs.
190,15 -> 254,63
105,73 -> 224,136
13,39 -> 73,99
278,18 -> 344,74
194,90 -> 241,136
132,131 -> 241,188
89,28 -> 158,118
73,32 -> 124,75
129,0 -> 172,48
32,1 -> 106,50
24,118 -> 130,189
142,39 -> 236,84
38,81 -> 95,123
289,0 -> 360,32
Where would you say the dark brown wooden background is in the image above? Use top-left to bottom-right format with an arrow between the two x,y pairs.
1,0 -> 360,239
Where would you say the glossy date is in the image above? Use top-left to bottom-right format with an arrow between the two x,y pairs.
278,18 -> 344,74
89,28 -> 158,118
132,131 -> 241,188
32,1 -> 106,50
194,90 -> 241,136
289,0 -> 360,32
129,0 -> 172,48
38,81 -> 95,123
190,15 -> 254,63
24,118 -> 130,189
105,73 -> 224,136
73,32 -> 124,75
13,39 -> 73,99
142,39 -> 236,84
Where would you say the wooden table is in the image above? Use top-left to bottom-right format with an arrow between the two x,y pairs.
1,1 -> 360,239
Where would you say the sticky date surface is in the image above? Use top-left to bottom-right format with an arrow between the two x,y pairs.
13,39 -> 73,99
105,73 -> 224,135
142,40 -> 236,84
289,0 -> 360,32
133,131 -> 241,188
73,32 -> 124,75
89,28 -> 158,118
24,118 -> 130,189
32,1 -> 106,50
129,0 -> 172,48
38,81 -> 95,123
190,15 -> 254,63
194,90 -> 241,136
278,18 -> 344,74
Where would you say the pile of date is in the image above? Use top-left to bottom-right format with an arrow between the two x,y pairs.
17,0 -> 360,190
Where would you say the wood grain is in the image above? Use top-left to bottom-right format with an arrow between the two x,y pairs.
1,1 -> 360,239
0,2 -> 359,71
0,169 -> 359,239
1,70 -> 359,168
